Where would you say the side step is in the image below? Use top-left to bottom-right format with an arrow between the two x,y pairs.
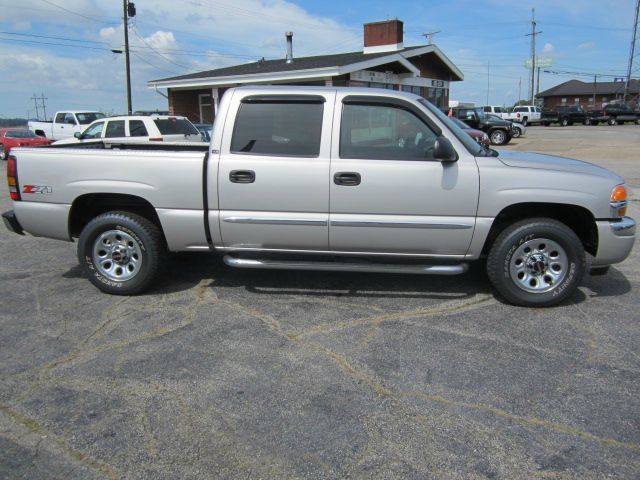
223,255 -> 468,276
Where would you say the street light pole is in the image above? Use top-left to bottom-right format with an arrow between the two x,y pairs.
123,0 -> 132,114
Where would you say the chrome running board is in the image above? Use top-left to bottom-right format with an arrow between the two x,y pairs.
223,255 -> 468,275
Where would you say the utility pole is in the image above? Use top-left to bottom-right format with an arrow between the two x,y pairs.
624,0 -> 639,102
30,94 -> 40,120
422,31 -> 441,45
40,92 -> 47,120
518,76 -> 522,105
526,8 -> 542,104
486,60 -> 490,106
536,67 -> 541,98
123,0 -> 133,114
593,74 -> 597,106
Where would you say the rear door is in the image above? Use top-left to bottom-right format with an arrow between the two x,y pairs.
217,90 -> 335,251
329,94 -> 479,255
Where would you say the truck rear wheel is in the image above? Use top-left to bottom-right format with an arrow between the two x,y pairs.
561,117 -> 569,127
0,144 -> 6,161
607,117 -> 617,126
486,218 -> 585,307
78,211 -> 164,295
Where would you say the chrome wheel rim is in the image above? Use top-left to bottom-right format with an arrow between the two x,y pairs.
92,229 -> 142,282
509,238 -> 568,293
492,131 -> 505,144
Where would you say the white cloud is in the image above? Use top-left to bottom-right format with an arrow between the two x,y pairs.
578,41 -> 596,50
542,43 -> 554,53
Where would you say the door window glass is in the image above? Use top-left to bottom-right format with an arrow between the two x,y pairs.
105,120 -> 126,138
231,102 -> 323,156
83,122 -> 104,139
129,120 -> 148,137
340,103 -> 439,161
64,113 -> 77,125
55,112 -> 66,123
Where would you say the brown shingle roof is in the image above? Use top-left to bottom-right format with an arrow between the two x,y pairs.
538,79 -> 639,97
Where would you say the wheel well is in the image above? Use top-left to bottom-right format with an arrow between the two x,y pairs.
69,193 -> 165,241
35,130 -> 46,137
482,203 -> 598,256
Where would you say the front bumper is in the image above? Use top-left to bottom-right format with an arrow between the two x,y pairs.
2,210 -> 24,235
592,216 -> 636,266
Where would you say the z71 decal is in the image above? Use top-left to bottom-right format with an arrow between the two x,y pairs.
22,185 -> 53,194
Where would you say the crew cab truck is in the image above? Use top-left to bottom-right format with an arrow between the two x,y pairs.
541,105 -> 588,126
29,111 -> 105,141
506,106 -> 542,126
3,86 -> 636,307
587,104 -> 639,126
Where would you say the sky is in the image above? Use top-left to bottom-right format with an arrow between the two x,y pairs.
0,0 -> 637,118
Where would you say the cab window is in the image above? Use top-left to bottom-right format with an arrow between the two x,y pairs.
340,103 -> 438,161
105,120 -> 126,138
83,122 -> 104,139
64,113 -> 76,125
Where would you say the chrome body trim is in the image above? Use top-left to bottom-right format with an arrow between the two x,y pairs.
329,219 -> 472,229
215,246 -> 466,259
610,216 -> 636,236
223,255 -> 469,275
223,216 -> 328,226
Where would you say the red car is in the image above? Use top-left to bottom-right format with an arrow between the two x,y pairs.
1,128 -> 52,160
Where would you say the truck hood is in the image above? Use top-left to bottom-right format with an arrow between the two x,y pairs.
495,149 -> 621,181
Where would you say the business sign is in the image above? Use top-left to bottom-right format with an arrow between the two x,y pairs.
525,57 -> 553,69
350,70 -> 398,84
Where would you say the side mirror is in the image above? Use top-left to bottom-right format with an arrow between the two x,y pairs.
433,136 -> 458,163
74,132 -> 82,139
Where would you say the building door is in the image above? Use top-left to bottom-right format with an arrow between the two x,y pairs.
198,93 -> 213,124
329,94 -> 479,256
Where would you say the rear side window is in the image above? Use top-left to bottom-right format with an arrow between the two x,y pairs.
483,106 -> 491,113
154,118 -> 199,135
105,120 -> 126,138
129,120 -> 148,137
230,102 -> 323,156
514,107 -> 525,112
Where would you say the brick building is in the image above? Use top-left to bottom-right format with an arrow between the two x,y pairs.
147,19 -> 463,123
537,79 -> 640,110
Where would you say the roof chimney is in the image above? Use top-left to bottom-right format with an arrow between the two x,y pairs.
285,32 -> 293,63
363,19 -> 403,54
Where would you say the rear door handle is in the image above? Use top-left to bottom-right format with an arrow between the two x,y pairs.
229,170 -> 255,183
334,172 -> 361,186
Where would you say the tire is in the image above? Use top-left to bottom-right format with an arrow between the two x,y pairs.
490,129 -> 507,145
0,144 -> 6,161
561,117 -> 569,127
542,122 -> 550,127
522,117 -> 528,127
77,211 -> 165,295
486,218 -> 586,307
511,127 -> 521,138
608,117 -> 617,126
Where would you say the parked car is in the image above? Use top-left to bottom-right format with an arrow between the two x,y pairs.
587,104 -> 639,125
449,117 -> 491,147
541,105 -> 588,126
3,86 -> 635,307
450,107 -> 513,145
0,128 -> 51,160
53,115 -> 203,145
487,115 -> 526,138
29,111 -> 105,141
194,123 -> 213,142
482,105 -> 510,120
505,105 -> 542,126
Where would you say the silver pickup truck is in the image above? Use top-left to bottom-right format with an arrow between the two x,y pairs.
2,86 -> 635,307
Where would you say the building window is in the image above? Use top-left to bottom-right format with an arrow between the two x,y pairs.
588,97 -> 594,104
199,93 -> 213,123
561,98 -> 567,105
574,97 -> 580,104
401,85 -> 421,96
602,97 -> 607,103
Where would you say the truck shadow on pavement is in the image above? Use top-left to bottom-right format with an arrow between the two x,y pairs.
62,252 -> 631,304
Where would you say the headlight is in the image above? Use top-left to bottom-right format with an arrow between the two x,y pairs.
610,184 -> 627,217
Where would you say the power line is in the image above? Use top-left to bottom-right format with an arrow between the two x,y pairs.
38,0 -> 119,25
0,36 -> 118,52
130,26 -> 192,69
0,31 -> 105,44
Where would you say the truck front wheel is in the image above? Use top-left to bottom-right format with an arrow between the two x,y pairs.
78,211 -> 164,295
490,129 -> 508,145
486,218 -> 585,307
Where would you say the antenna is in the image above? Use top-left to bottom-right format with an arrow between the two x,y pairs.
422,30 -> 441,45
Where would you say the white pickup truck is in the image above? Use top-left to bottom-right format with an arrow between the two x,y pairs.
505,106 -> 543,126
3,86 -> 635,307
29,110 -> 105,141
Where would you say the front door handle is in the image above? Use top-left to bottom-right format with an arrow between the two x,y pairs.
229,170 -> 255,184
334,172 -> 361,186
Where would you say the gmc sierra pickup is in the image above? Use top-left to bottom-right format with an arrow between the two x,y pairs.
3,86 -> 636,307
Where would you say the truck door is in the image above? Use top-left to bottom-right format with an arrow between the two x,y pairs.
217,91 -> 335,251
329,94 -> 479,255
55,112 -> 76,140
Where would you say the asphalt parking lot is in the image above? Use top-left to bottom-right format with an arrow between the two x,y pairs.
1,125 -> 639,479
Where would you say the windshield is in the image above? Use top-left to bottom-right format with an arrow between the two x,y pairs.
5,129 -> 38,138
418,99 -> 485,155
76,112 -> 105,125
